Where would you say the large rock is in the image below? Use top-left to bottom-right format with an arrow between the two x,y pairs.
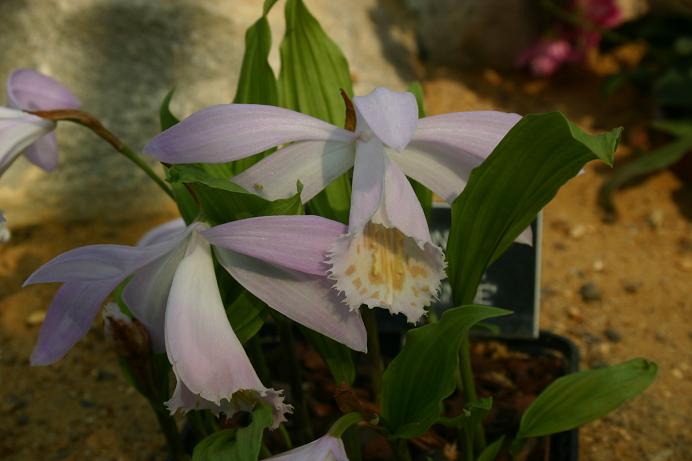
0,0 -> 416,227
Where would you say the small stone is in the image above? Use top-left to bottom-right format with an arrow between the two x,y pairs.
646,209 -> 664,229
25,310 -> 46,326
569,224 -> 586,239
671,368 -> 684,379
655,331 -> 666,343
623,280 -> 641,293
567,306 -> 583,322
581,331 -> 601,345
15,413 -> 29,426
553,241 -> 567,251
541,286 -> 558,298
676,258 -> 692,272
592,259 -> 605,272
3,394 -> 28,413
604,328 -> 622,343
79,399 -> 97,409
580,282 -> 602,302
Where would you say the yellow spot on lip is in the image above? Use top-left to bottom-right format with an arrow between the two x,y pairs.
353,278 -> 362,289
253,183 -> 264,190
345,265 -> 356,276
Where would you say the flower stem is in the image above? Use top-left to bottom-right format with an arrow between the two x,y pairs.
458,336 -> 486,454
152,405 -> 187,461
362,308 -> 383,403
277,318 -> 313,444
30,109 -> 174,199
395,439 -> 412,461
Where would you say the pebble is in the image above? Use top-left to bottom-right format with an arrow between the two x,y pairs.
592,259 -> 605,272
622,280 -> 641,293
655,331 -> 666,343
569,224 -> 587,239
580,282 -> 602,302
671,368 -> 684,380
25,310 -> 46,326
567,306 -> 583,322
646,209 -> 664,229
581,331 -> 602,345
604,328 -> 622,343
676,258 -> 692,272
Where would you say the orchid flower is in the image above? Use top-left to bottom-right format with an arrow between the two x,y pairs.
145,87 -> 522,322
263,434 -> 348,461
24,215 -> 366,425
0,69 -> 80,176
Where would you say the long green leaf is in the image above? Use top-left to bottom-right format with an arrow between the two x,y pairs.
599,135 -> 692,214
447,112 -> 620,305
380,305 -> 511,438
517,358 -> 657,438
278,0 -> 353,222
166,164 -> 303,224
477,436 -> 504,461
230,14 -> 279,175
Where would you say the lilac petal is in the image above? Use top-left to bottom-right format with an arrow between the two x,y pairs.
164,233 -> 268,402
24,239 -> 182,285
515,226 -> 533,246
387,142 -> 473,204
7,69 -> 80,111
353,87 -> 418,151
263,434 -> 349,461
122,241 -> 188,352
137,218 -> 187,247
202,215 -> 346,276
328,157 -> 445,322
31,279 -> 118,365
167,377 -> 290,428
216,248 -> 367,352
144,104 -> 356,164
232,140 -> 355,203
412,111 -> 521,160
0,107 -> 55,176
24,132 -> 58,172
348,137 -> 386,233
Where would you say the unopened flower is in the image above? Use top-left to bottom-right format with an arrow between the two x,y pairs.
145,87 -> 521,321
1,69 -> 79,175
25,215 -> 366,425
263,434 -> 348,461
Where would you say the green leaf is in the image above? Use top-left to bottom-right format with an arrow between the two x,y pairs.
407,81 -> 432,221
477,436 -> 504,461
167,164 -> 303,224
230,14 -> 279,175
263,0 -> 279,15
278,0 -> 353,222
598,135 -> 692,215
227,291 -> 267,345
380,305 -> 511,438
517,358 -> 657,438
299,326 -> 355,385
159,88 -> 180,131
192,404 -> 273,461
447,112 -> 620,305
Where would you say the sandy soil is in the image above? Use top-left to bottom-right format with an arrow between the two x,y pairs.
1,68 -> 690,461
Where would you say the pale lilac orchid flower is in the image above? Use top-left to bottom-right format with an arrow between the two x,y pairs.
263,434 -> 349,461
145,87 -> 522,322
0,69 -> 80,176
25,215 -> 366,425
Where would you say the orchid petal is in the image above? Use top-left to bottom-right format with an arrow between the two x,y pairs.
263,434 -> 349,461
516,226 -> 533,246
137,218 -> 187,247
348,137 -> 386,233
122,240 -> 188,352
232,140 -> 355,203
144,104 -> 356,164
31,279 -> 117,365
24,132 -> 59,172
0,107 -> 54,176
164,233 -> 288,426
202,215 -> 346,276
329,156 -> 445,322
412,111 -> 521,160
24,238 -> 182,285
216,248 -> 367,352
7,69 -> 80,111
353,87 -> 418,151
387,142 -> 473,204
